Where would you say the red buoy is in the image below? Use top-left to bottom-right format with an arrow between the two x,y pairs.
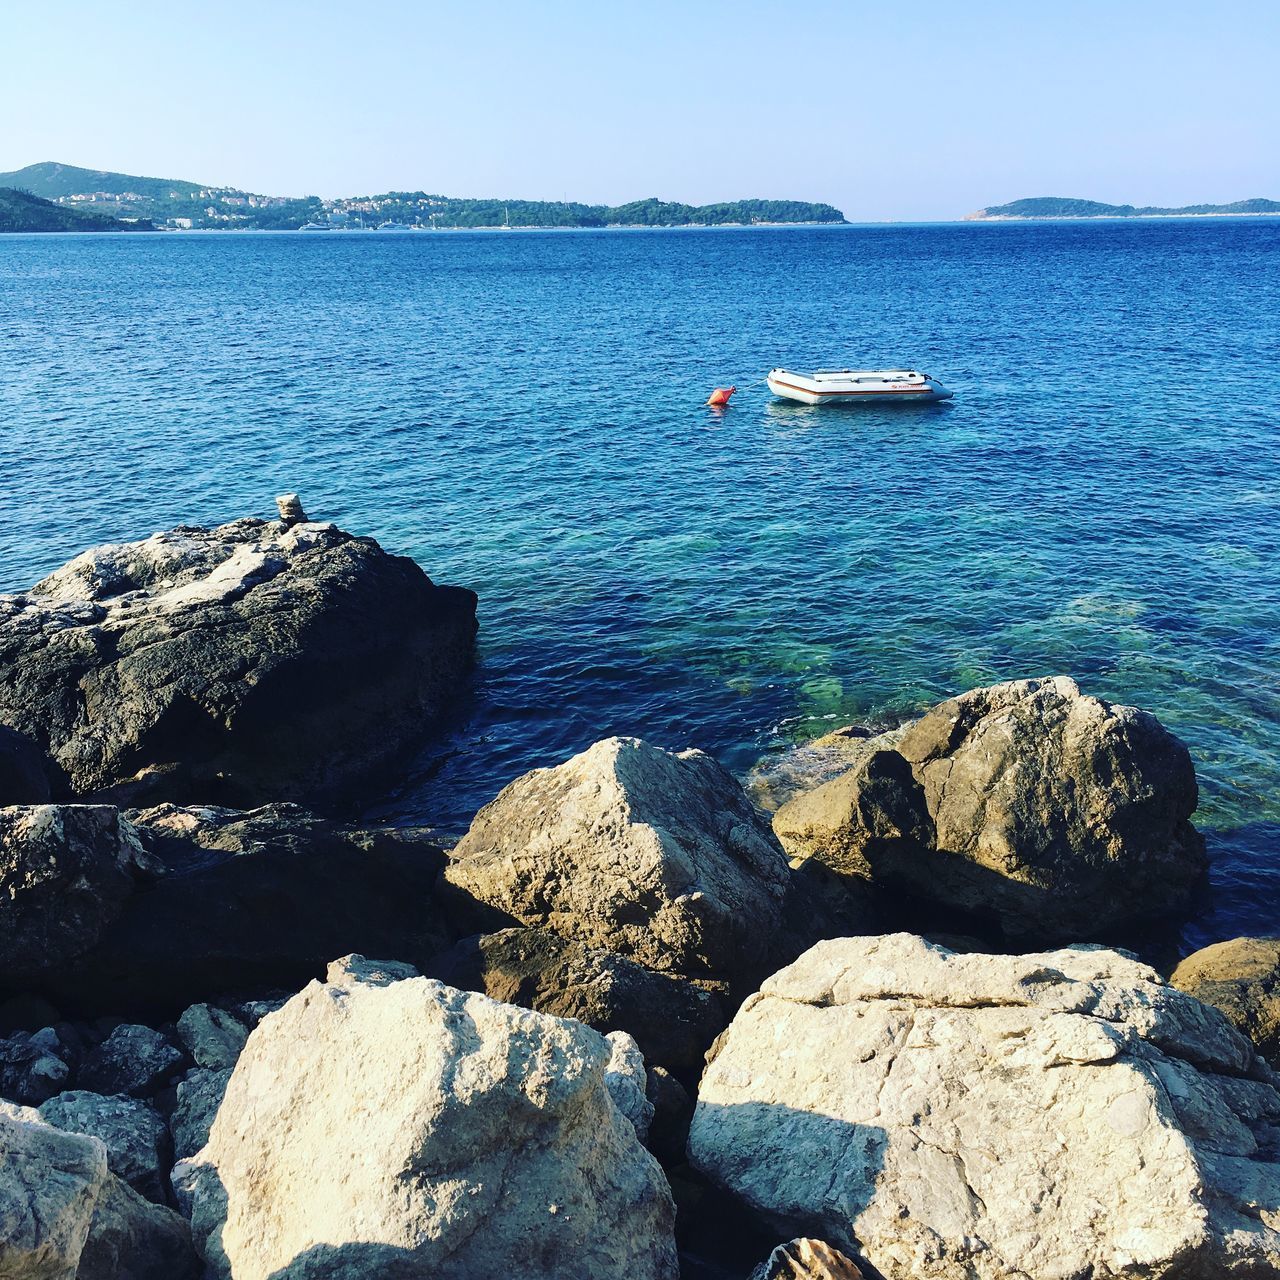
706,386 -> 737,407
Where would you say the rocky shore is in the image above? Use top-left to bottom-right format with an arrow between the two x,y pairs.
1,504 -> 1278,1279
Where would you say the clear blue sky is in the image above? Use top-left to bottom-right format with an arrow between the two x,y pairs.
6,0 -> 1278,220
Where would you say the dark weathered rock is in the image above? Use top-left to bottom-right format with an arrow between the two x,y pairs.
37,804 -> 453,1017
0,725 -> 49,804
432,927 -> 727,1070
443,737 -> 793,990
1172,937 -> 1280,1065
773,678 -> 1206,943
0,515 -> 476,809
76,1171 -> 201,1280
0,1030 -> 70,1104
78,1025 -> 186,1098
644,1065 -> 693,1166
39,1090 -> 172,1204
170,1067 -> 232,1162
0,804 -> 149,984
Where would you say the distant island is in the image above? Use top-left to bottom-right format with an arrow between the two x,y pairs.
0,186 -> 153,233
968,196 -> 1280,220
0,161 -> 846,231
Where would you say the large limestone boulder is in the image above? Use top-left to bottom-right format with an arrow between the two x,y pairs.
0,805 -> 150,983
773,677 -> 1205,941
36,803 -> 452,1016
689,933 -> 1280,1280
432,926 -> 727,1069
443,737 -> 792,988
186,964 -> 677,1280
0,514 -> 476,808
1172,937 -> 1280,1065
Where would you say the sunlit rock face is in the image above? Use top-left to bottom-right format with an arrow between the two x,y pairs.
689,933 -> 1280,1280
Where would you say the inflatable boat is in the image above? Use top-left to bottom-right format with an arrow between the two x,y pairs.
766,368 -> 953,405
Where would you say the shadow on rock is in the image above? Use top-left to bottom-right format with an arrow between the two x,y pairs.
265,1243 -> 427,1280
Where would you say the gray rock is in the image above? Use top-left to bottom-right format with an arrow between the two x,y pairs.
443,737 -> 792,988
1172,936 -> 1280,1065
0,514 -> 476,808
604,1031 -> 655,1143
169,1067 -> 232,1162
175,1003 -> 247,1070
0,1101 -> 107,1279
39,1090 -> 171,1204
186,968 -> 678,1280
325,953 -> 420,988
773,677 -> 1206,942
431,926 -> 727,1070
749,1239 -> 866,1280
0,1030 -> 71,1104
0,804 -> 147,983
689,933 -> 1280,1280
76,1167 -> 200,1280
78,1024 -> 185,1098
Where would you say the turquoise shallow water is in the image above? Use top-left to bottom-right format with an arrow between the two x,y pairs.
1,221 -> 1278,952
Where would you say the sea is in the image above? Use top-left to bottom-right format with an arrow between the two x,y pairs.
2,219 -> 1278,955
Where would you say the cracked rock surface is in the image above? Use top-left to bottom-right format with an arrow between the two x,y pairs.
688,932 -> 1280,1280
0,516 -> 476,808
185,963 -> 677,1280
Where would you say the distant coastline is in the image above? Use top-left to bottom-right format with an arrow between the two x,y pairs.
0,161 -> 846,232
968,195 -> 1280,221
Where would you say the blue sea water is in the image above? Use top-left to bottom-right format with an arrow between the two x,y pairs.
1,220 -> 1278,954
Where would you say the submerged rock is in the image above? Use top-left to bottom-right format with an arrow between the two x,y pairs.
186,964 -> 678,1280
443,737 -> 793,989
35,803 -> 452,1017
689,932 -> 1280,1280
1172,936 -> 1280,1065
773,677 -> 1205,942
0,513 -> 476,808
0,804 -> 149,984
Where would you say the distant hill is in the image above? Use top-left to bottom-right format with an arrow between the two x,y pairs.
968,196 -> 1280,220
0,161 -> 846,230
0,161 -> 204,202
0,187 -> 152,233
